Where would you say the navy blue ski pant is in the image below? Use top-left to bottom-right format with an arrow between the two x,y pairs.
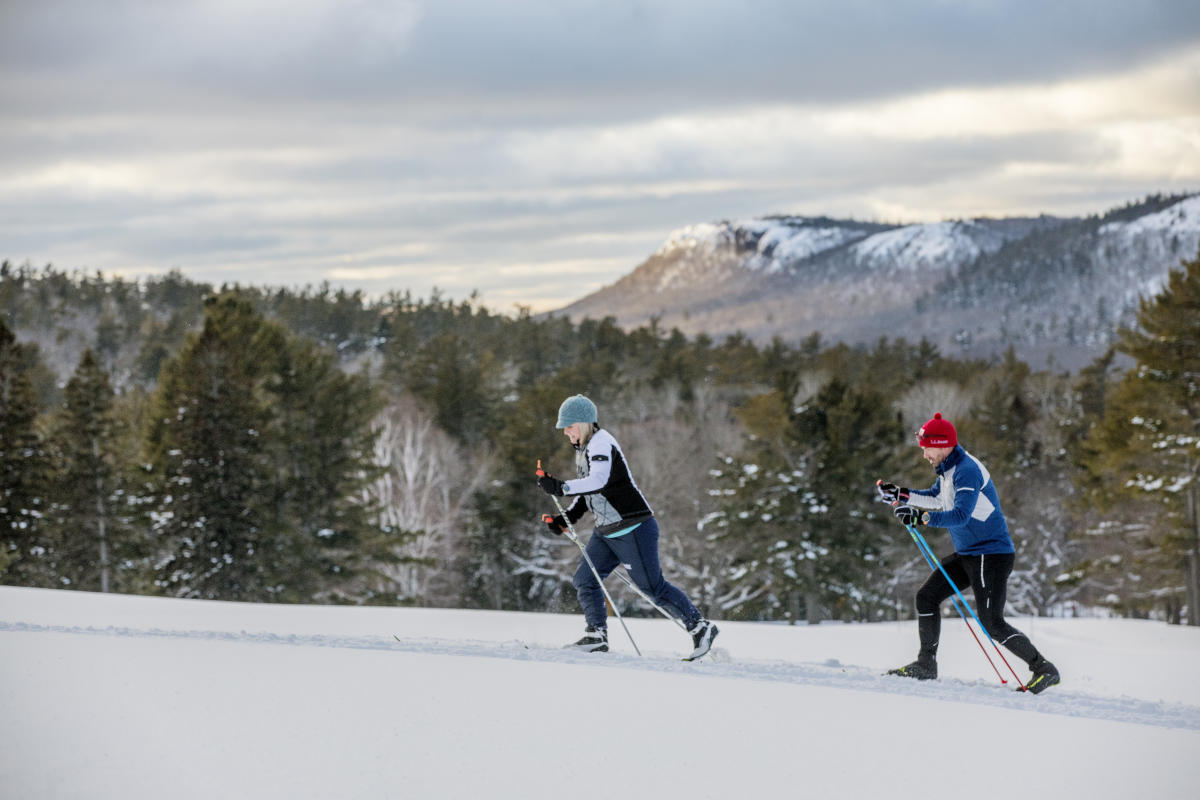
573,517 -> 701,630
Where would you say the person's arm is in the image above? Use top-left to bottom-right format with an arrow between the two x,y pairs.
906,480 -> 943,511
927,468 -> 983,528
565,495 -> 588,523
561,440 -> 614,496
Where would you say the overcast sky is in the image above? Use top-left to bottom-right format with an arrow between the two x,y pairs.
3,1 -> 1199,312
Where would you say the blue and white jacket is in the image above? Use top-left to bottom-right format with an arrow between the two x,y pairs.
906,445 -> 1014,555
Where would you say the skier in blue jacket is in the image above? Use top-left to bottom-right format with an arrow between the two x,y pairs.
536,394 -> 719,660
878,413 -> 1060,693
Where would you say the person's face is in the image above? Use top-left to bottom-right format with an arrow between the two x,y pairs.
563,422 -> 587,446
921,445 -> 953,467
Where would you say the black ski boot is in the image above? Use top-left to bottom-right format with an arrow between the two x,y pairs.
565,625 -> 608,653
1024,656 -> 1060,694
685,619 -> 719,661
887,657 -> 938,680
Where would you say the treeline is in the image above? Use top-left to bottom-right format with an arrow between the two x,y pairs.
1,252 -> 1197,624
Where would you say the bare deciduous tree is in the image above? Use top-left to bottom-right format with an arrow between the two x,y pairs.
370,394 -> 491,605
608,383 -> 744,614
897,381 -> 974,433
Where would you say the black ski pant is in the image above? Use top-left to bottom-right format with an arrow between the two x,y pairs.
915,552 -> 1041,666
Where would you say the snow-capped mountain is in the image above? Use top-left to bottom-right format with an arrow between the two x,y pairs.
646,218 -> 881,290
847,218 -> 1034,274
556,194 -> 1200,369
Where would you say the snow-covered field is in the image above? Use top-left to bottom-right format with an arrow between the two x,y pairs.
3,586 -> 1198,799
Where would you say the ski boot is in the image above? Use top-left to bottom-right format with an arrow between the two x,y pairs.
685,619 -> 719,661
887,657 -> 938,680
1023,656 -> 1060,694
565,625 -> 608,653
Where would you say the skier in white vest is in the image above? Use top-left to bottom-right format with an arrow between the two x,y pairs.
537,394 -> 719,660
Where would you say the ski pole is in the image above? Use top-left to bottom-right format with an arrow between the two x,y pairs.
606,563 -> 689,632
905,523 -> 1027,690
542,509 -> 687,631
903,524 -> 1007,685
538,460 -> 642,656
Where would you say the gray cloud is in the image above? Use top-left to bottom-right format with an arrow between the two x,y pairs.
6,1 -> 1200,110
2,1 -> 1199,311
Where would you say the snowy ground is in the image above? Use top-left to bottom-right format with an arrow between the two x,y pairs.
3,586 -> 1198,799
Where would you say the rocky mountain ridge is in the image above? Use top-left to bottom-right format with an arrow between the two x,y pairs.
556,194 -> 1200,369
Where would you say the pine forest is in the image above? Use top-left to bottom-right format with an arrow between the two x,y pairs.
2,251 -> 1198,625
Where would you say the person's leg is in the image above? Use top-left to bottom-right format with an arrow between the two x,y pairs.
610,518 -> 718,656
964,552 -> 1060,691
913,552 -> 969,664
964,553 -> 1040,665
572,533 -> 620,630
608,518 -> 703,626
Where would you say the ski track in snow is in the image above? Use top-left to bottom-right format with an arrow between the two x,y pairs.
5,619 -> 1196,733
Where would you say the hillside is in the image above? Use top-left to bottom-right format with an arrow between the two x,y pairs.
556,194 -> 1200,369
3,586 -> 1199,799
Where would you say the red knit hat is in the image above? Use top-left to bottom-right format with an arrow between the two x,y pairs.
917,413 -> 957,448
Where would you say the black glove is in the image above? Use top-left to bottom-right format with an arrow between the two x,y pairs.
536,471 -> 565,496
542,514 -> 567,535
894,505 -> 929,526
877,481 -> 910,505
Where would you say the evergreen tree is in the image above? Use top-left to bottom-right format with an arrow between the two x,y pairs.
263,336 -> 390,602
1081,248 -> 1200,623
954,351 -> 1076,614
714,376 -> 904,623
0,319 -> 53,585
960,349 -> 1035,477
147,294 -> 391,602
146,295 -> 281,600
408,332 -> 497,443
468,377 -> 576,611
5,262 -> 1196,618
1063,350 -> 1130,612
46,350 -> 135,592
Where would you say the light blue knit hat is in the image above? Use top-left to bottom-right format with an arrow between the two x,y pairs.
556,394 -> 598,429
